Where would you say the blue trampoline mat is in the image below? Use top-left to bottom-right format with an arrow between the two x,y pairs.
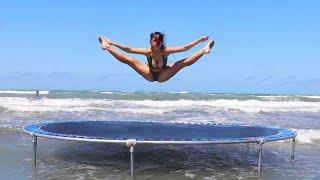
24,121 -> 296,144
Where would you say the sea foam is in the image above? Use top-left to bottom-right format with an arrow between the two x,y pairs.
296,129 -> 320,144
1,97 -> 320,113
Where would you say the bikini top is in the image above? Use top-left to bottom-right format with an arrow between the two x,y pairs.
147,55 -> 168,69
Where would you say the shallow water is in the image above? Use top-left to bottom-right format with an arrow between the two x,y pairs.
1,129 -> 319,179
0,90 -> 319,179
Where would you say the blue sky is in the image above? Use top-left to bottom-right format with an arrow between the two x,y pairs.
0,1 -> 319,94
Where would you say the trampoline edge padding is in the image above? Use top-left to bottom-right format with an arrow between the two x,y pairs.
24,121 -> 297,144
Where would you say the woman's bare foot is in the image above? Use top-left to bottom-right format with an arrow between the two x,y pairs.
103,37 -> 113,45
203,40 -> 215,54
98,36 -> 111,50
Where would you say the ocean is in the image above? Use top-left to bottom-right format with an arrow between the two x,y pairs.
0,90 -> 319,179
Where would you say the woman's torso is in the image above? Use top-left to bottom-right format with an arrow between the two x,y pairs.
147,49 -> 168,71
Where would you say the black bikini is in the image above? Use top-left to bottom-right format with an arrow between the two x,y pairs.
147,55 -> 167,81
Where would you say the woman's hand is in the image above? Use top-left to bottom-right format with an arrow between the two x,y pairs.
199,35 -> 209,42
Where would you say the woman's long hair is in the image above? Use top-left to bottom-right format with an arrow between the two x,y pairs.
150,32 -> 166,51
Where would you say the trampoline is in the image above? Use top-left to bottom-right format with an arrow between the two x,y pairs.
24,121 -> 297,177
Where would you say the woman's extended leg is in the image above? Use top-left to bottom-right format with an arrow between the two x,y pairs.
157,40 -> 214,82
98,37 -> 153,81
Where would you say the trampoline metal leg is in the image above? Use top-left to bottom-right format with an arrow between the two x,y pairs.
258,144 -> 262,175
257,138 -> 264,175
32,135 -> 37,166
126,139 -> 137,179
130,146 -> 134,179
291,138 -> 295,160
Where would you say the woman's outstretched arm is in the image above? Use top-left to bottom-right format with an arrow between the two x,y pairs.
165,35 -> 209,54
104,37 -> 149,55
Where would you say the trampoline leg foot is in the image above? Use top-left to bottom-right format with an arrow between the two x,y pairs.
291,138 -> 295,160
130,146 -> 134,179
32,135 -> 37,167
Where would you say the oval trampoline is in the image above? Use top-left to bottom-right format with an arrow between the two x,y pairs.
24,121 -> 297,177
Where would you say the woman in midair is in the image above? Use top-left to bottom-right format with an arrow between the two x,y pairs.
98,32 -> 214,82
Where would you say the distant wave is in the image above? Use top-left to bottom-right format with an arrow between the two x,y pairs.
1,97 -> 320,113
257,95 -> 320,101
0,90 -> 50,94
301,95 -> 320,99
131,99 -> 320,113
167,91 -> 189,94
99,91 -> 114,94
257,95 -> 291,99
